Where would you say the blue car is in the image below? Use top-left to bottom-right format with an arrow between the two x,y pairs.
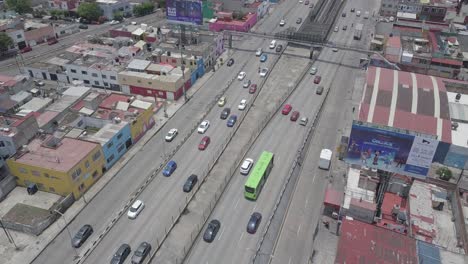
260,54 -> 268,62
227,115 -> 237,127
163,160 -> 177,176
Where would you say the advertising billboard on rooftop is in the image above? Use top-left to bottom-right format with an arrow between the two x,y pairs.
166,0 -> 203,25
345,122 -> 439,179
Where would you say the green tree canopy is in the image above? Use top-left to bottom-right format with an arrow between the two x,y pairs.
77,2 -> 103,22
113,11 -> 124,22
5,0 -> 33,14
133,2 -> 155,17
0,33 -> 14,52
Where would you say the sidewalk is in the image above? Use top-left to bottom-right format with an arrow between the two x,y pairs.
1,64 -> 218,264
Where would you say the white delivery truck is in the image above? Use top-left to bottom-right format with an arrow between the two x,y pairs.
319,149 -> 332,170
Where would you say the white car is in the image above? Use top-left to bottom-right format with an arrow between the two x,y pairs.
334,26 -> 339,32
243,79 -> 251,88
255,48 -> 262,56
238,99 -> 247,110
109,20 -> 120,25
310,67 -> 317,75
260,68 -> 269,77
198,120 -> 210,134
237,72 -> 246,80
279,19 -> 285,26
389,16 -> 395,22
165,128 -> 178,142
240,158 -> 254,175
127,200 -> 144,219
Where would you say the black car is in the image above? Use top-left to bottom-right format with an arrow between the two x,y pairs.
296,18 -> 302,24
203,219 -> 221,242
342,12 -> 346,17
79,24 -> 88,29
350,8 -> 355,12
183,174 -> 198,192
111,244 -> 131,264
131,242 -> 151,264
71,224 -> 93,248
247,212 -> 262,234
227,58 -> 234,66
220,107 -> 231,119
276,44 -> 283,52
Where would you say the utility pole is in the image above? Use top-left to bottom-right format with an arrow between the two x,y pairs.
0,219 -> 18,249
54,210 -> 79,258
178,25 -> 188,102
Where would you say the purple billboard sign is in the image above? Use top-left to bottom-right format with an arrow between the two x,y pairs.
166,0 -> 203,25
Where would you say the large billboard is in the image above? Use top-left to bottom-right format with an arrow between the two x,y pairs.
345,122 -> 439,179
166,0 -> 203,25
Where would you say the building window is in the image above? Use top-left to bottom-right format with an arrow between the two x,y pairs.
107,154 -> 115,163
94,81 -> 100,85
148,82 -> 152,85
49,187 -> 55,192
107,141 -> 113,149
85,161 -> 90,168
72,168 -> 82,180
117,144 -> 125,153
19,167 -> 28,174
103,82 -> 109,86
102,74 -> 107,79
44,173 -> 50,178
137,80 -> 141,83
93,151 -> 101,161
0,141 -> 4,147
37,183 -> 44,190
71,69 -> 77,73
84,80 -> 90,84
117,133 -> 123,140
82,71 -> 87,75
92,73 -> 98,77
92,170 -> 99,179
17,34 -> 22,39
110,76 -> 116,80
78,183 -> 85,192
32,170 -> 41,177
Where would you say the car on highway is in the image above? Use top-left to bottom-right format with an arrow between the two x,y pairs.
131,242 -> 151,264
198,136 -> 211,150
165,128 -> 178,142
227,115 -> 237,127
243,79 -> 251,88
71,224 -> 93,248
237,71 -> 246,80
197,120 -> 210,133
305,0 -> 309,5
282,104 -> 292,115
314,75 -> 322,84
203,219 -> 221,243
290,111 -> 300,121
162,160 -> 177,177
296,18 -> 302,24
332,47 -> 339,52
109,20 -> 120,25
310,67 -> 317,75
299,0 -> 303,3
183,174 -> 198,192
316,86 -> 324,95
227,58 -> 234,66
389,16 -> 395,22
343,25 -> 347,30
342,12 -> 346,17
111,244 -> 131,264
249,84 -> 257,94
127,200 -> 145,219
247,212 -> 262,234
334,26 -> 339,32
220,108 -> 231,119
218,96 -> 226,106
299,117 -> 309,126
20,46 -> 32,53
351,8 -> 355,12
79,24 -> 88,29
356,10 -> 361,17
276,44 -> 283,52
47,38 -> 58,45
240,158 -> 254,175
260,54 -> 268,62
279,19 -> 285,26
238,99 -> 247,110
255,48 -> 263,56
260,68 -> 269,77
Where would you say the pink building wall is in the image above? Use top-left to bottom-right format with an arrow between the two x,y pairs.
25,25 -> 55,45
209,13 -> 257,32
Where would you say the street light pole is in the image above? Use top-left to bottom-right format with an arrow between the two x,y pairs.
0,219 -> 18,249
54,210 -> 79,258
178,26 -> 188,102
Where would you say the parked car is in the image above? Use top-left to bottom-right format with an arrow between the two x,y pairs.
197,120 -> 210,134
282,104 -> 292,115
243,79 -> 251,88
20,46 -> 32,53
111,244 -> 131,264
305,0 -> 310,4
316,86 -> 324,95
127,200 -> 144,219
279,19 -> 285,26
260,54 -> 268,62
255,48 -> 263,56
162,160 -> 177,176
47,38 -> 58,45
249,84 -> 257,94
183,174 -> 198,192
109,20 -> 120,25
334,26 -> 339,32
342,25 -> 347,30
198,136 -> 211,150
276,44 -> 283,52
238,99 -> 247,110
240,158 -> 254,175
237,71 -> 246,80
165,128 -> 178,142
247,212 -> 262,234
131,242 -> 151,264
260,68 -> 269,77
351,8 -> 355,12
71,224 -> 93,248
220,108 -> 231,119
227,58 -> 234,66
218,96 -> 226,106
79,24 -> 88,29
290,111 -> 300,121
309,67 -> 317,75
203,219 -> 221,242
342,12 -> 346,17
227,115 -> 237,127
314,75 -> 322,84
296,18 -> 302,24
299,117 -> 309,126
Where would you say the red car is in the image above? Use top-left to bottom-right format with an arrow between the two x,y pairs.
47,38 -> 58,45
20,46 -> 32,53
249,84 -> 257,94
282,104 -> 292,115
198,136 -> 211,150
314,75 -> 322,84
290,111 -> 300,121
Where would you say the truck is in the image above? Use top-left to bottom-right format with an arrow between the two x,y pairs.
354,23 -> 363,40
364,11 -> 369,19
319,149 -> 332,170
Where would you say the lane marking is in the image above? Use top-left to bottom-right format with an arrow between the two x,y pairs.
289,257 -> 292,264
304,198 -> 309,209
217,228 -> 224,241
297,223 -> 302,236
253,204 -> 257,212
239,232 -> 244,243
234,198 -> 240,209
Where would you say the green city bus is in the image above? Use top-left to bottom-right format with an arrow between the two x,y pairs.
244,151 -> 274,200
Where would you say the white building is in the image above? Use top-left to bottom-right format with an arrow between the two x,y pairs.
96,0 -> 132,20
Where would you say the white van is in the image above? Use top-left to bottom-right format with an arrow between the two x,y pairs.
356,11 -> 361,17
364,11 -> 369,19
269,40 -> 277,49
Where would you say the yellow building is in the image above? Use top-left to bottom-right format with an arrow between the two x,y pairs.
7,136 -> 105,199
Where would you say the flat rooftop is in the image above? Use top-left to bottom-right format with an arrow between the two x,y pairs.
359,66 -> 452,143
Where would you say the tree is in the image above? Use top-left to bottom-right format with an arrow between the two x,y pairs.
436,167 -> 453,181
133,2 -> 155,17
0,33 -> 14,53
113,11 -> 124,22
5,0 -> 33,14
157,0 -> 166,9
77,2 -> 103,22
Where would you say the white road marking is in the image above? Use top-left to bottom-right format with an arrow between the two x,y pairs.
239,232 -> 244,243
288,257 -> 292,264
234,198 -> 240,209
297,223 -> 302,236
253,204 -> 257,212
304,198 -> 309,209
217,228 -> 224,241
